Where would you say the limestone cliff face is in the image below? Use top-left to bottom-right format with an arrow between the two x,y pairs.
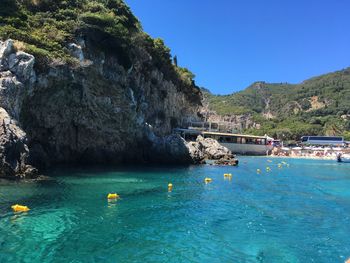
200,94 -> 259,132
200,110 -> 260,132
0,40 -> 37,178
0,39 -> 202,177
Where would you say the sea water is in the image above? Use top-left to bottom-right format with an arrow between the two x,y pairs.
0,157 -> 350,263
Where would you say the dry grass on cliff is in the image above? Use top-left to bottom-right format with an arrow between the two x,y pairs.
13,40 -> 26,52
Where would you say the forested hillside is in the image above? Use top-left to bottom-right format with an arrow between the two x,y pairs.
204,68 -> 350,141
0,0 -> 197,91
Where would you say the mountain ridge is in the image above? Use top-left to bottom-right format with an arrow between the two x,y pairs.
202,67 -> 350,141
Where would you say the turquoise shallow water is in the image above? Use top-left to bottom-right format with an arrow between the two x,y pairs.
1,157 -> 350,263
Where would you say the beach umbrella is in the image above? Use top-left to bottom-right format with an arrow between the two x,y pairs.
266,136 -> 274,141
313,147 -> 323,150
281,147 -> 290,151
333,147 -> 343,151
292,147 -> 302,150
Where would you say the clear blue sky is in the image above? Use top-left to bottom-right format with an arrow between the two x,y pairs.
125,0 -> 350,94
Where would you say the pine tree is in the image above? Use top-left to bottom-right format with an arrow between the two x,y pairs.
173,55 -> 178,67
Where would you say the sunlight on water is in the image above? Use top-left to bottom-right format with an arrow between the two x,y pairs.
0,157 -> 350,262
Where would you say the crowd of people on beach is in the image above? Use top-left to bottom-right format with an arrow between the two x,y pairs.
270,145 -> 350,159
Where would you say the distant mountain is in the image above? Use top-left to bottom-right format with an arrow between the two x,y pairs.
203,68 -> 350,141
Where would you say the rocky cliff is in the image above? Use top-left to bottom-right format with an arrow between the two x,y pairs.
0,0 -> 244,178
200,90 -> 259,133
0,40 -> 38,178
0,38 -> 202,178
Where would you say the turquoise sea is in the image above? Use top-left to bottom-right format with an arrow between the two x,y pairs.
0,157 -> 350,263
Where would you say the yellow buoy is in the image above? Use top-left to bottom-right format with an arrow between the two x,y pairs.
204,177 -> 212,183
278,163 -> 282,168
257,169 -> 261,173
224,173 -> 232,180
11,204 -> 30,212
107,193 -> 120,199
267,160 -> 272,163
168,183 -> 173,192
266,166 -> 271,171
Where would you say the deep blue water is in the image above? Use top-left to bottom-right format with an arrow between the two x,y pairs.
1,157 -> 350,263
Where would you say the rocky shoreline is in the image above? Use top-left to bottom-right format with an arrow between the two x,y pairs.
150,134 -> 238,165
187,135 -> 238,165
0,39 -> 237,179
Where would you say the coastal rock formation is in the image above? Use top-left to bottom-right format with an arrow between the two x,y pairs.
0,38 -> 203,177
148,134 -> 193,164
0,108 -> 38,178
21,40 -> 201,168
150,134 -> 237,165
187,135 -> 237,164
0,40 -> 37,178
195,135 -> 234,159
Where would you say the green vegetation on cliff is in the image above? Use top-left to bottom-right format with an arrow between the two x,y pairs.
0,0 -> 140,63
204,68 -> 350,141
0,0 -> 198,98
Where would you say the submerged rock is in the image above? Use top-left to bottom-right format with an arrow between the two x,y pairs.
212,158 -> 239,166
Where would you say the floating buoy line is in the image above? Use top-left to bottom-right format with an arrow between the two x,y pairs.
11,161 -> 291,212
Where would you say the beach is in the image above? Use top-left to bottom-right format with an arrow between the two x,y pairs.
270,146 -> 350,160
